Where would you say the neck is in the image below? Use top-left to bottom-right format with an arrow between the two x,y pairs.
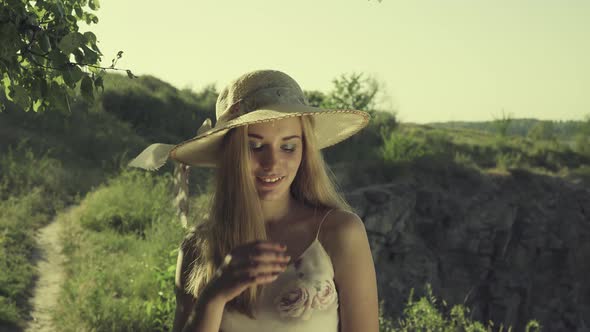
260,193 -> 300,225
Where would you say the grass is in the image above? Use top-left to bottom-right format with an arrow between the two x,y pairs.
379,284 -> 542,332
2,71 -> 584,330
54,169 -> 187,331
0,146 -> 68,328
0,73 -> 216,329
378,124 -> 590,182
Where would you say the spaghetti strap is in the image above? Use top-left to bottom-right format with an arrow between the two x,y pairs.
315,208 -> 336,240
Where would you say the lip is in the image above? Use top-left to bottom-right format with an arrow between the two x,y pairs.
256,176 -> 285,189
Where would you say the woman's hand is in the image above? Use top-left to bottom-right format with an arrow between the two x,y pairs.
204,240 -> 291,305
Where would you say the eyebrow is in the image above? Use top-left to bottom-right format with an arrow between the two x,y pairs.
247,134 -> 301,141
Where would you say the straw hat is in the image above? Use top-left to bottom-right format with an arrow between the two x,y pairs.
128,69 -> 370,170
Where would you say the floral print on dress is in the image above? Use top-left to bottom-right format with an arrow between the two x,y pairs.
311,279 -> 337,310
274,278 -> 337,320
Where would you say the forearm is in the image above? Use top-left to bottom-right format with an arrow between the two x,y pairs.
182,292 -> 226,332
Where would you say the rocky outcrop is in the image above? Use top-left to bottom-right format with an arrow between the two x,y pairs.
337,161 -> 590,332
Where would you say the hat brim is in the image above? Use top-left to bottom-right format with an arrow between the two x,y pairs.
169,103 -> 370,167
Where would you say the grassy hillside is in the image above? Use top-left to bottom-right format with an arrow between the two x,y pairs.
2,72 -> 584,330
427,118 -> 586,140
0,73 -> 215,329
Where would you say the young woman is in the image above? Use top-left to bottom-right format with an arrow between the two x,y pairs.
130,70 -> 379,332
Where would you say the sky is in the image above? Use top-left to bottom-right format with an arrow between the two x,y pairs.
83,0 -> 590,124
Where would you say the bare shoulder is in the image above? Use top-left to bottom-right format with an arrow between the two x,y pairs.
321,209 -> 365,236
319,209 -> 367,258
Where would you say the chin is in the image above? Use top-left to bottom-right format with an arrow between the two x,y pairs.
257,189 -> 289,201
255,178 -> 293,201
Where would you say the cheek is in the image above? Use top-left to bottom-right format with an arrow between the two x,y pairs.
288,151 -> 303,173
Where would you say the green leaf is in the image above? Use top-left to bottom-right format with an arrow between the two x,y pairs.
39,32 -> 52,52
81,45 -> 98,64
62,65 -> 84,87
2,75 -> 11,100
80,75 -> 94,101
126,69 -> 137,79
58,32 -> 85,55
94,75 -> 104,93
47,50 -> 69,67
32,98 -> 43,112
73,48 -> 85,63
89,0 -> 100,10
74,4 -> 84,18
83,31 -> 97,45
11,85 -> 31,111
55,0 -> 66,18
48,82 -> 70,113
0,23 -> 20,59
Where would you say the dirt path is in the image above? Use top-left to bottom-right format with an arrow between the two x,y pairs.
25,215 -> 65,332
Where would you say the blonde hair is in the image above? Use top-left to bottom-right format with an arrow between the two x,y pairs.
185,115 -> 352,318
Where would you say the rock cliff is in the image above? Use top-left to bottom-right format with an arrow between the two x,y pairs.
336,160 -> 590,331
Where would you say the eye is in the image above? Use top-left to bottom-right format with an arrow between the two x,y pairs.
249,141 -> 263,150
282,144 -> 297,152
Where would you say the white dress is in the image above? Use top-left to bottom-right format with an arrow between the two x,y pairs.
220,209 -> 340,332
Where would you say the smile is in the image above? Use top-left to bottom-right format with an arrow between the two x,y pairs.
257,176 -> 285,183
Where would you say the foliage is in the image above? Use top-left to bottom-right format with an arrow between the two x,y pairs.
375,123 -> 590,180
380,131 -> 431,163
0,189 -> 50,327
527,121 -> 556,141
146,249 -> 179,331
0,141 -> 65,199
429,118 -> 584,142
99,73 -> 216,143
321,72 -> 380,115
304,72 -> 397,163
78,170 -> 176,235
492,110 -> 513,137
0,146 -> 69,327
0,0 -> 137,113
574,114 -> 590,157
379,284 -> 542,332
303,89 -> 326,108
323,110 -> 397,163
55,171 -> 189,331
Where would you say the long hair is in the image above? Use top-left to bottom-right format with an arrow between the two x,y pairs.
185,115 -> 352,318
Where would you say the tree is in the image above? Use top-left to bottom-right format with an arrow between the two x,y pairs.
303,90 -> 326,108
322,72 -> 380,115
0,0 -> 133,113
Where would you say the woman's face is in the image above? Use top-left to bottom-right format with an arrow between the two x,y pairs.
247,117 -> 303,201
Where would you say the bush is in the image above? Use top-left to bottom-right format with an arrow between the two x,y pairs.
78,170 -> 176,235
0,142 -> 65,200
380,131 -> 432,163
379,284 -> 542,332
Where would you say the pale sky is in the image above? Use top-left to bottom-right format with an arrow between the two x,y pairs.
84,0 -> 590,123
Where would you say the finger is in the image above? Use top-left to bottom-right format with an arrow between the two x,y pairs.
236,270 -> 282,286
252,272 -> 282,284
254,240 -> 288,252
232,260 -> 288,276
249,249 -> 291,263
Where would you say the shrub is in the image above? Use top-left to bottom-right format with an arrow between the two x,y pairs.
78,170 -> 176,235
0,142 -> 65,200
380,131 -> 432,163
379,284 -> 542,332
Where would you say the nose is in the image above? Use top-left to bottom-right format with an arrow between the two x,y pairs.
260,147 -> 278,171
